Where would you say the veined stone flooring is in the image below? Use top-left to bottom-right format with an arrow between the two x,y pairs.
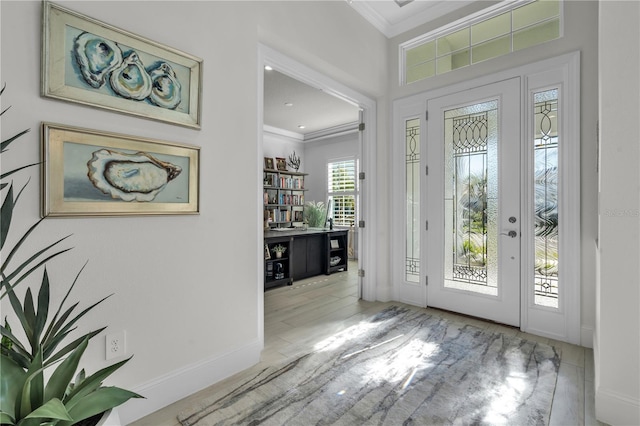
131,261 -> 605,426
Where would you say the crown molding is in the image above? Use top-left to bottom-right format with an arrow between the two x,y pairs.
303,121 -> 359,142
348,0 -> 476,38
264,122 -> 359,143
263,125 -> 304,141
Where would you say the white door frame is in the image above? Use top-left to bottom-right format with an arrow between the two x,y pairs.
257,44 -> 379,341
392,51 -> 580,344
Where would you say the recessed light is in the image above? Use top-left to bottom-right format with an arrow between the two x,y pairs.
394,0 -> 414,7
264,65 -> 273,71
298,125 -> 305,129
284,102 -> 293,107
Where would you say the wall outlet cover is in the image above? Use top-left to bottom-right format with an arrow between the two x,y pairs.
106,330 -> 126,360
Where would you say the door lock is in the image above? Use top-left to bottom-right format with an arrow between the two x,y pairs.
500,230 -> 518,238
508,216 -> 517,223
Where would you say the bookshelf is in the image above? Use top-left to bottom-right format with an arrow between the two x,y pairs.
327,231 -> 348,274
263,169 -> 308,229
264,237 -> 292,289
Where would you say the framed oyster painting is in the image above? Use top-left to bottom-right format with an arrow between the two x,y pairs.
41,122 -> 200,217
41,1 -> 203,129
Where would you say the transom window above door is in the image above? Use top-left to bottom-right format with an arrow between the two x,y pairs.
400,0 -> 562,85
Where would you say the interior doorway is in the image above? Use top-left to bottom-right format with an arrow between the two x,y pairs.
257,44 -> 378,337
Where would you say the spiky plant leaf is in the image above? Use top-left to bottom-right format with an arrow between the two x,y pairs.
0,322 -> 30,368
0,243 -> 73,299
0,127 -> 31,153
58,387 -> 143,426
23,398 -> 73,422
19,348 -> 45,419
0,354 -> 27,421
0,85 -> 142,423
1,317 -> 13,350
44,327 -> 106,367
44,338 -> 88,401
33,273 -> 50,353
0,183 -> 15,252
64,357 -> 136,405
23,287 -> 37,350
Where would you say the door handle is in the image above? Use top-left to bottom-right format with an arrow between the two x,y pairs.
501,230 -> 518,238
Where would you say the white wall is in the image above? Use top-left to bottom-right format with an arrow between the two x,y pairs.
386,0 -> 600,347
263,130 -> 306,172
303,132 -> 359,204
596,2 -> 640,424
0,1 -> 387,422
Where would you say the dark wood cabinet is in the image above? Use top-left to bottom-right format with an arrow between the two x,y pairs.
292,233 -> 324,280
265,229 -> 349,290
264,236 -> 293,290
326,231 -> 348,274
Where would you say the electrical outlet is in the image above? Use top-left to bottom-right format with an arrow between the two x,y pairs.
106,330 -> 126,360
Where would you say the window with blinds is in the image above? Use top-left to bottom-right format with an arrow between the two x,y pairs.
327,159 -> 358,227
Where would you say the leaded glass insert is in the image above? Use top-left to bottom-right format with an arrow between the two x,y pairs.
406,118 -> 420,282
444,101 -> 498,296
533,89 -> 559,308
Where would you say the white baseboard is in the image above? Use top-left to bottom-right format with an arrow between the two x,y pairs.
117,339 -> 262,425
595,385 -> 640,426
581,325 -> 594,348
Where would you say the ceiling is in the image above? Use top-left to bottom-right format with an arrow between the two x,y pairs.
263,69 -> 360,138
263,0 -> 478,140
348,0 -> 476,38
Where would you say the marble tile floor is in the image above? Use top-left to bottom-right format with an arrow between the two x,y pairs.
131,262 -> 606,426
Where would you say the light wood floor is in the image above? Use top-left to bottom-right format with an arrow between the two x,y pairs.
131,262 -> 605,426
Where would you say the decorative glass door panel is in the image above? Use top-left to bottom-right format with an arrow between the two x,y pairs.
533,89 -> 559,308
427,78 -> 521,327
406,118 -> 420,283
444,101 -> 498,296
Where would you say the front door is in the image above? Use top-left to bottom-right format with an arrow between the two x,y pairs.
426,78 -> 521,326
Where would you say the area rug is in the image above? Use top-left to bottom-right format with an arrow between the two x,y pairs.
178,306 -> 560,425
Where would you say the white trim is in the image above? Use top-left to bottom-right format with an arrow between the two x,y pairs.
258,44 -> 378,303
595,386 -> 640,426
580,325 -> 593,349
591,331 -> 640,425
117,340 -> 262,424
263,122 -> 359,143
304,121 -> 359,143
263,124 -> 304,141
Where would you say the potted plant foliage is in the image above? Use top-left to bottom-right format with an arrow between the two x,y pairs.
0,85 -> 143,426
271,244 -> 287,258
303,201 -> 327,228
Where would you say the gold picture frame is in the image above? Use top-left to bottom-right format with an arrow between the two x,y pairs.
41,122 -> 200,217
264,157 -> 275,170
41,1 -> 203,129
276,157 -> 287,171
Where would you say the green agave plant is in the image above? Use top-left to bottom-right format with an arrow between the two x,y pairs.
0,85 -> 142,425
